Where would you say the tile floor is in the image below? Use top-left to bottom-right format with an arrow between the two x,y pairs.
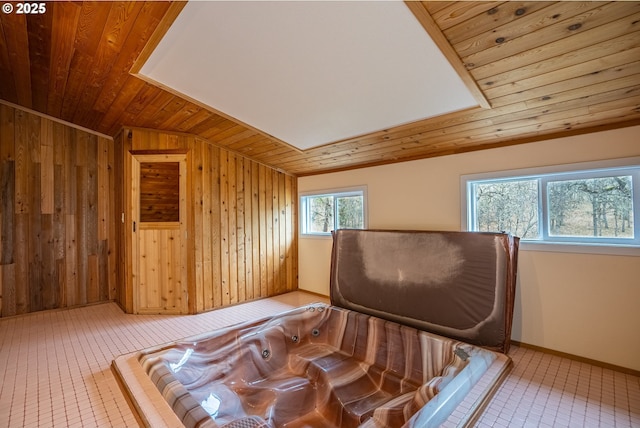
0,291 -> 638,428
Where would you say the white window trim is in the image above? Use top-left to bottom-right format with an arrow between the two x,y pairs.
460,157 -> 640,256
299,185 -> 368,239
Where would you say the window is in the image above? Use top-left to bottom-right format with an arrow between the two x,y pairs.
300,187 -> 366,235
463,158 -> 640,253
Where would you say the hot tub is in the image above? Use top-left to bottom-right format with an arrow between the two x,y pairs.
114,230 -> 518,427
137,303 -> 510,428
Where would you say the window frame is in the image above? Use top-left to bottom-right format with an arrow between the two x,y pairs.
299,186 -> 368,238
461,157 -> 640,256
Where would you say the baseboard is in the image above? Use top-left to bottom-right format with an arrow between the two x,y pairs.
512,340 -> 640,377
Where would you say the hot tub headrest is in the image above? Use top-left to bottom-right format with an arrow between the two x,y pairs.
330,229 -> 519,353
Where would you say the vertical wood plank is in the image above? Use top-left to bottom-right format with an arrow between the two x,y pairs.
1,264 -> 15,317
251,161 -> 260,299
99,240 -> 109,301
40,119 -> 54,214
86,135 -> 98,303
265,167 -> 274,296
41,213 -> 56,309
107,133 -> 117,301
219,150 -> 230,306
258,164 -> 268,297
235,156 -> 245,303
14,110 -> 29,214
277,172 -> 286,293
193,143 -> 204,312
0,160 -> 14,266
14,214 -> 28,313
244,157 -> 254,300
285,174 -> 295,291
227,153 -> 238,304
97,137 -> 109,241
76,133 -> 88,306
65,214 -> 77,307
87,254 -> 99,303
201,144 -> 213,310
28,113 -> 42,312
1,105 -> 15,317
210,145 -> 222,309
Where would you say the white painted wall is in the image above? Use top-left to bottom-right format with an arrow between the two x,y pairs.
298,125 -> 640,371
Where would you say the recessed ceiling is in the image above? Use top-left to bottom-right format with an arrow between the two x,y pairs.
138,1 -> 478,151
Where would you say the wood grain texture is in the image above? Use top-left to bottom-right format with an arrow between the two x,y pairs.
0,1 -> 638,176
117,128 -> 298,314
0,105 -> 115,317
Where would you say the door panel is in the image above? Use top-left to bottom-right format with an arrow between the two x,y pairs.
131,153 -> 188,314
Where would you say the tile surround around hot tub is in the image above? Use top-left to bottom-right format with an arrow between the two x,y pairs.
0,291 -> 638,427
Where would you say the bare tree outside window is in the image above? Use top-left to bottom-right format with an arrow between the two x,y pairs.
302,190 -> 365,234
308,196 -> 334,233
473,180 -> 539,239
468,166 -> 637,248
337,196 -> 363,229
548,176 -> 633,238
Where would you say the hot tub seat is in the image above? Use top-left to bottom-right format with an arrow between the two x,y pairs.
139,303 -> 507,428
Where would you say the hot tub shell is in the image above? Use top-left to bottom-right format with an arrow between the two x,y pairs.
113,230 -> 518,427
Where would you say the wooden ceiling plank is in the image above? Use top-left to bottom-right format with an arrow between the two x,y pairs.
60,2 -> 113,120
227,135 -> 273,153
461,2 -> 636,71
477,30 -> 640,90
422,2 -> 458,17
185,114 -> 230,137
244,143 -> 294,161
0,17 -> 18,103
175,109 -> 216,134
26,10 -> 53,113
525,75 -> 640,109
47,2 -> 81,117
200,120 -> 243,141
362,107 -> 639,164
470,10 -> 640,81
208,124 -> 252,142
147,96 -> 187,130
497,85 -> 640,126
216,129 -> 260,148
120,88 -> 174,130
121,83 -> 160,118
433,98 -> 640,146
484,46 -> 640,99
444,1 -> 552,47
427,1 -> 503,32
92,2 -> 171,115
296,116 -> 640,176
490,60 -> 640,107
1,12 -> 32,107
587,94 -> 640,115
73,1 -> 146,125
440,105 -> 640,150
157,102 -> 202,130
100,77 -> 148,135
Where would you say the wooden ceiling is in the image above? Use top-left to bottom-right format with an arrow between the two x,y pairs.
1,1 -> 639,176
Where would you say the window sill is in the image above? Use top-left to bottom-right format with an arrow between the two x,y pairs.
520,241 -> 640,256
300,233 -> 333,240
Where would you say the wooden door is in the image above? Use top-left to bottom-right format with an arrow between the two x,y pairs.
131,153 -> 188,314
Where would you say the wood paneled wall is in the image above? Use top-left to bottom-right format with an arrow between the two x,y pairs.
0,104 -> 116,317
116,128 -> 298,314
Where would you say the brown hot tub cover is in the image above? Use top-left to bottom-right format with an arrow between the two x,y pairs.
330,229 -> 519,353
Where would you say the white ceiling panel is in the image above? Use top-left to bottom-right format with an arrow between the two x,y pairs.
139,1 -> 478,150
